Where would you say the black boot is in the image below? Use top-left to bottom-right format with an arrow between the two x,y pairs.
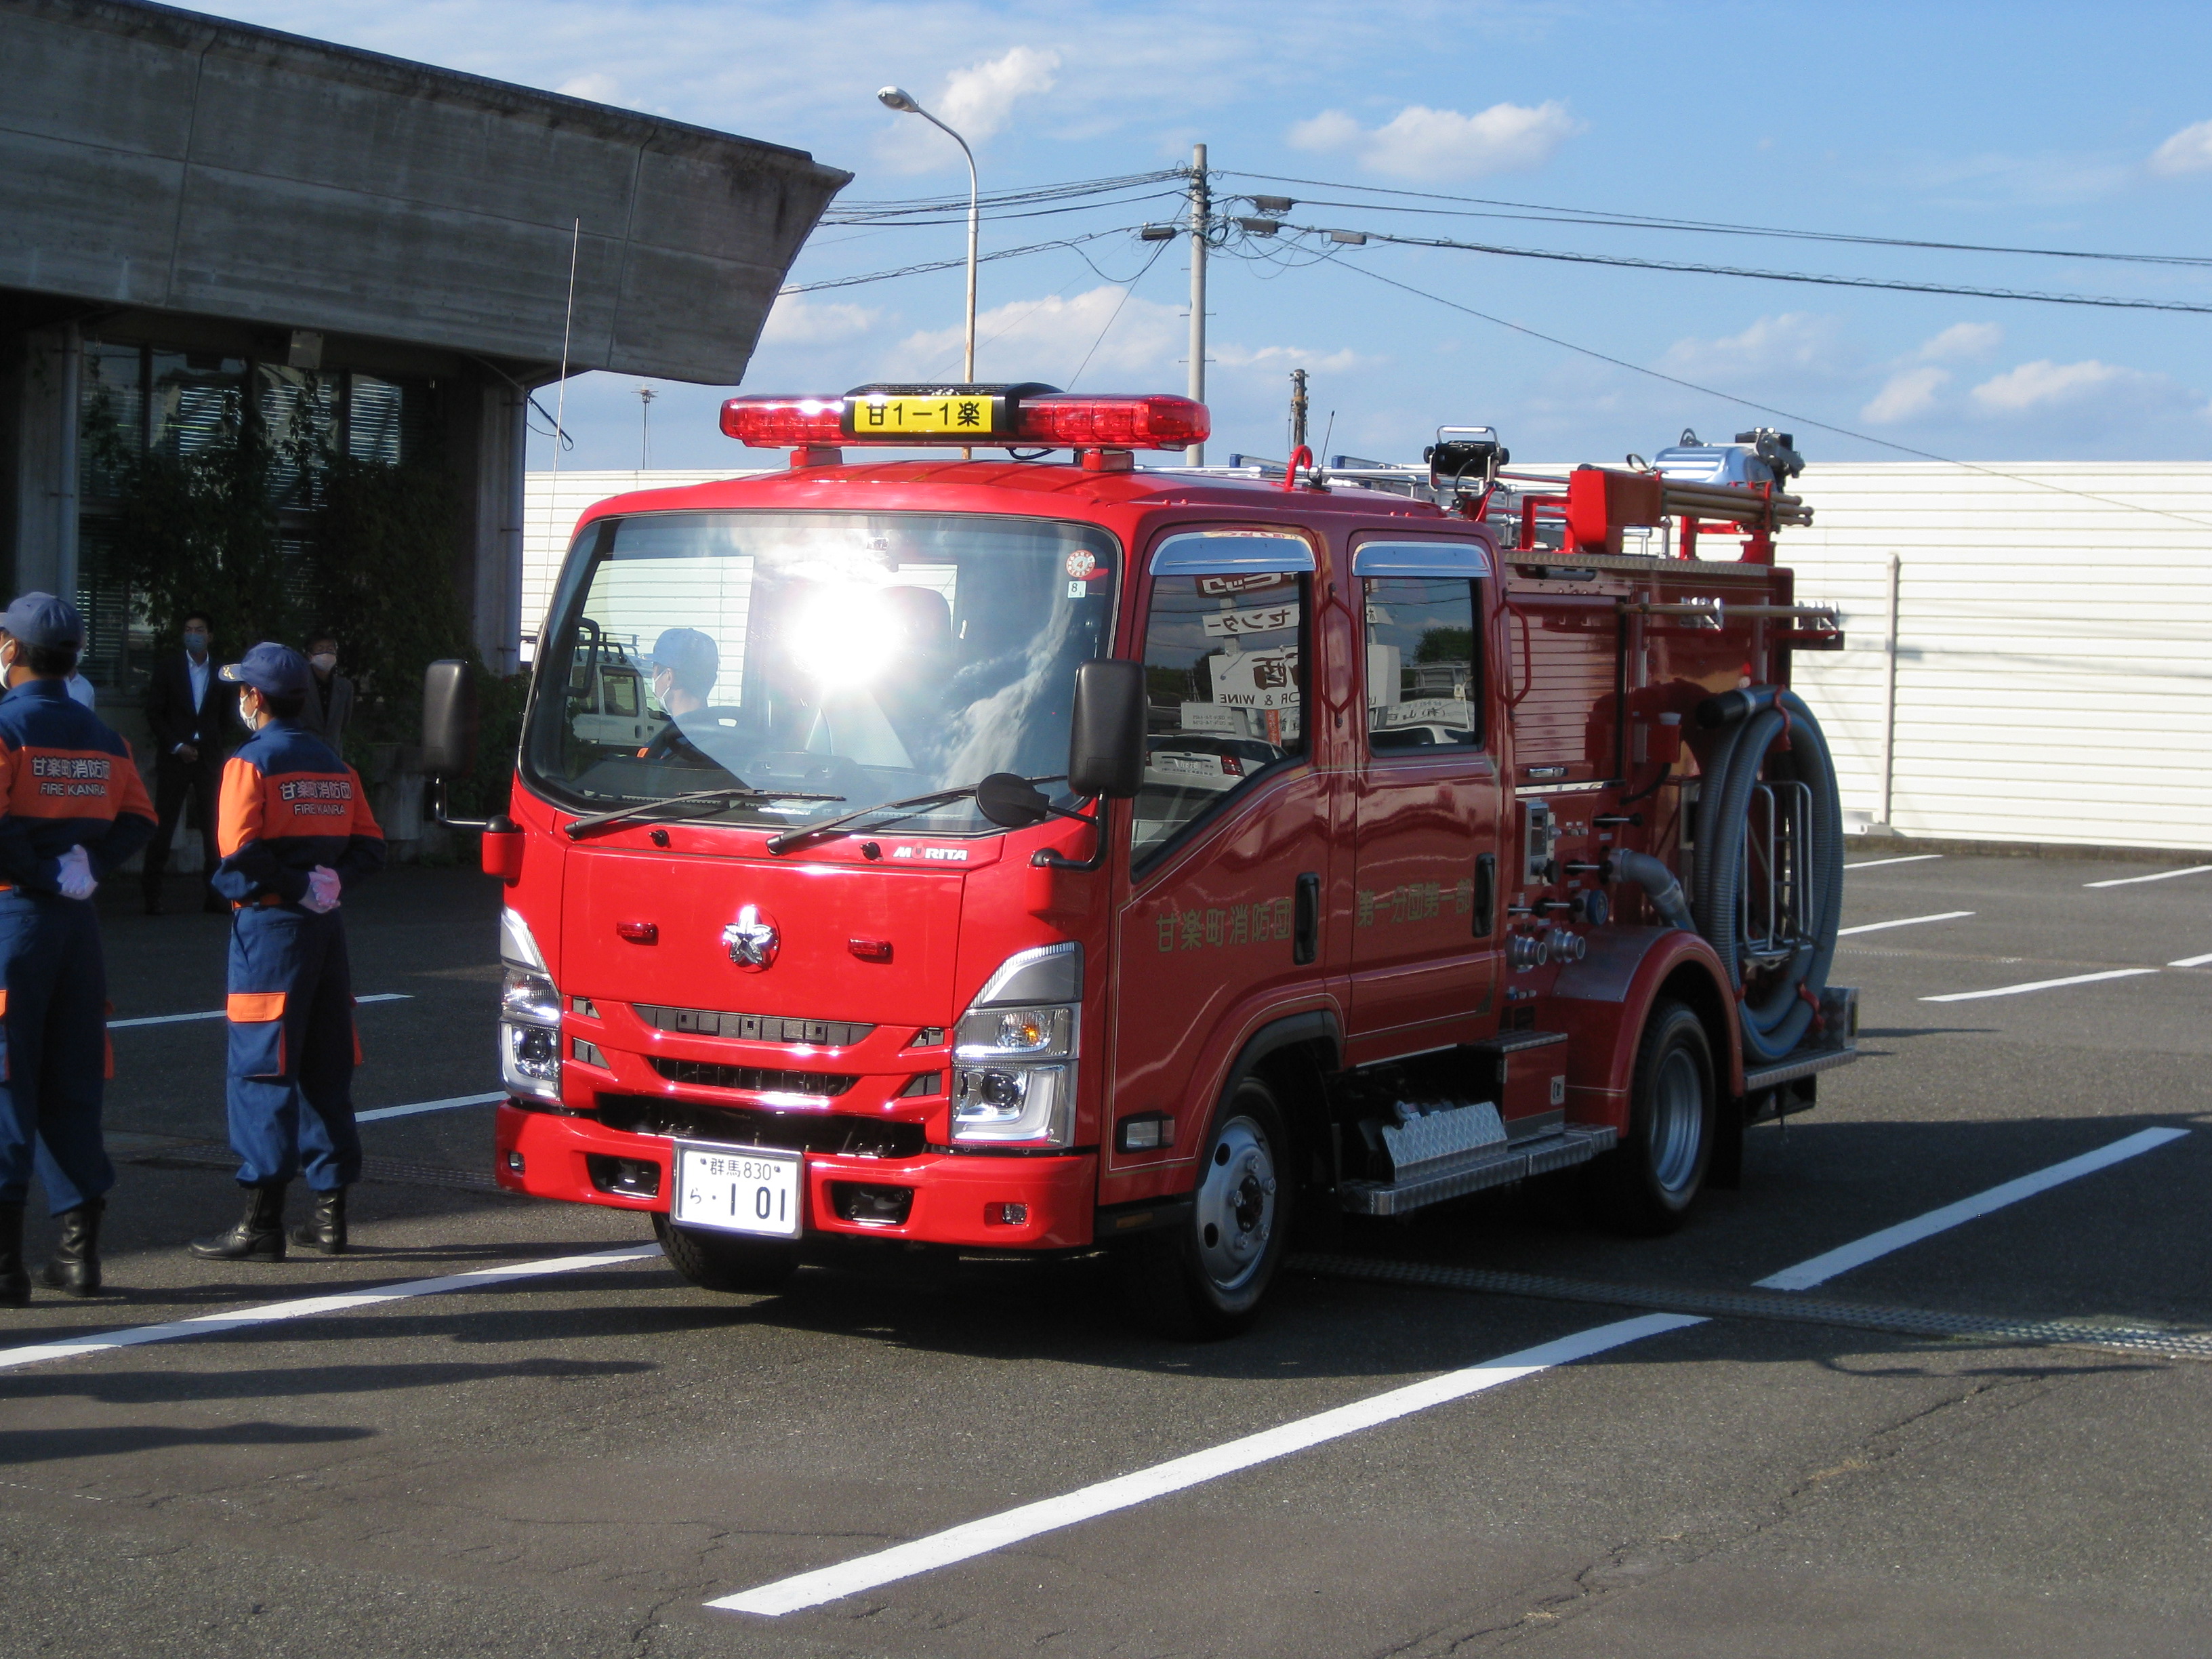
291,1187 -> 348,1255
39,1197 -> 104,1296
0,1201 -> 27,1306
189,1184 -> 288,1261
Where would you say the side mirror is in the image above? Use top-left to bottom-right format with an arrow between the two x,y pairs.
975,772 -> 1051,829
421,659 -> 478,777
1067,659 -> 1145,800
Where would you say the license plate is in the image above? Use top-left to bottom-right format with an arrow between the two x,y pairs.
671,1141 -> 803,1237
844,393 -> 1004,438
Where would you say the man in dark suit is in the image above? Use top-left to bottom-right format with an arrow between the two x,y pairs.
141,611 -> 228,915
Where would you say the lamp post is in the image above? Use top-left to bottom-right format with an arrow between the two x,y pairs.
877,86 -> 979,381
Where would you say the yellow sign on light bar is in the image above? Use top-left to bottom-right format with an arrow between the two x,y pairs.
844,392 -> 1008,438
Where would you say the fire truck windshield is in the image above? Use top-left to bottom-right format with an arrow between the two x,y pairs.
523,510 -> 1119,835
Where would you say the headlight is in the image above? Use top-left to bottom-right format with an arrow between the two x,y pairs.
948,944 -> 1081,1147
499,907 -> 562,1103
952,1063 -> 1069,1144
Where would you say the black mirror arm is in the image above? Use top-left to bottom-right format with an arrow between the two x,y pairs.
428,775 -> 493,832
1029,798 -> 1108,872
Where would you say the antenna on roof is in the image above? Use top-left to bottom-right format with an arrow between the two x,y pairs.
542,218 -> 581,576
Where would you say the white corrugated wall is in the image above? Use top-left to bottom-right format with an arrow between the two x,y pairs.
525,462 -> 2212,851
1784,463 -> 2212,853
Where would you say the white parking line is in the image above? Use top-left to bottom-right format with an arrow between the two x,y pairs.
1756,1126 -> 2188,1290
356,1092 -> 505,1123
1844,854 -> 1944,870
2084,865 -> 2212,889
1921,967 -> 2160,1003
708,1124 -> 2192,1619
706,1313 -> 1706,1618
1837,910 -> 1973,937
2169,952 -> 2212,969
109,994 -> 412,1030
0,1243 -> 662,1373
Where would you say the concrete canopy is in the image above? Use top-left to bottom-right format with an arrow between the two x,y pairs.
0,0 -> 852,384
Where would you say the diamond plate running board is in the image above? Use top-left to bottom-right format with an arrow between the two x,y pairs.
1338,1124 -> 1617,1216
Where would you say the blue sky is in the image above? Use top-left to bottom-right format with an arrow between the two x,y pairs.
203,1 -> 2212,472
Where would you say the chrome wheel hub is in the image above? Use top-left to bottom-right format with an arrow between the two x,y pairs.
1193,1115 -> 1278,1292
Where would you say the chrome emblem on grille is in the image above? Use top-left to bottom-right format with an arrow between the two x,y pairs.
721,904 -> 779,971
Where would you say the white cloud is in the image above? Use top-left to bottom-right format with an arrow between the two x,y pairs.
1969,358 -> 2150,412
1660,313 -> 1849,380
890,287 -> 1183,384
1917,321 -> 2002,361
555,70 -> 621,103
2149,119 -> 2212,178
758,294 -> 882,347
1288,101 -> 1580,180
937,45 -> 1060,144
1862,366 -> 1949,424
1212,343 -> 1366,375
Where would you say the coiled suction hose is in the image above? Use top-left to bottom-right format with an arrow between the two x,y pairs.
1689,686 -> 1845,1063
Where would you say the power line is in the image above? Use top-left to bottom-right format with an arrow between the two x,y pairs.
779,227 -> 1147,294
1292,225 -> 2212,315
1326,258 -> 2212,533
1218,168 -> 2212,271
823,170 -> 1183,223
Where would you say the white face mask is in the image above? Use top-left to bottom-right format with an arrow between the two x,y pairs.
310,653 -> 337,672
238,692 -> 258,729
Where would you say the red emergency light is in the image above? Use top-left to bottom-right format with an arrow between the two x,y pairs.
718,385 -> 1210,453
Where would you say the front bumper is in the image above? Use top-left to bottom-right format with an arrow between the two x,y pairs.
494,1102 -> 1097,1250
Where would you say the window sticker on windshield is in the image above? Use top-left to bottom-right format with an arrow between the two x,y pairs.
1067,581 -> 1086,598
1065,550 -> 1097,579
1197,571 -> 1293,597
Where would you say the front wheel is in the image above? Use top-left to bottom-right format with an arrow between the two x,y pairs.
653,1214 -> 801,1293
1588,999 -> 1716,1235
1117,1078 -> 1294,1339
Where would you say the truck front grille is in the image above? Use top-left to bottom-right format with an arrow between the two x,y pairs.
647,1056 -> 857,1096
634,1003 -> 875,1048
596,1095 -> 926,1159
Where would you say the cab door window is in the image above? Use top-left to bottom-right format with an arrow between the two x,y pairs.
1364,578 -> 1479,750
1133,533 -> 1314,863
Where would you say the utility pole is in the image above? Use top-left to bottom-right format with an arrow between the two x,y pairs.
1289,368 -> 1308,455
1186,142 -> 1208,466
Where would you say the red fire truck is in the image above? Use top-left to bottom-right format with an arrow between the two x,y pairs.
421,386 -> 1857,1335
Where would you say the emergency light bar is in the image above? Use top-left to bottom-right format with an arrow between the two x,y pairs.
718,384 -> 1210,452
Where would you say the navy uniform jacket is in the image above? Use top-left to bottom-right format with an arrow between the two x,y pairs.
212,720 -> 384,905
0,678 -> 157,890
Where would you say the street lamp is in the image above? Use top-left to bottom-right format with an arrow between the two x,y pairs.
878,85 -> 979,381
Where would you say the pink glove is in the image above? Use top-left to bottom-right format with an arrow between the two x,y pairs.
302,865 -> 342,914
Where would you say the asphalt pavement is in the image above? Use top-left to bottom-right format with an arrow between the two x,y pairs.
1,853 -> 2208,1658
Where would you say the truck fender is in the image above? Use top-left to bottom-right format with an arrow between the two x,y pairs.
1551,924 -> 1745,1103
1095,1007 -> 1343,1241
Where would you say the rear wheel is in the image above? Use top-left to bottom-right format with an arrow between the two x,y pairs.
1589,999 -> 1715,1235
1118,1078 -> 1294,1339
653,1214 -> 801,1293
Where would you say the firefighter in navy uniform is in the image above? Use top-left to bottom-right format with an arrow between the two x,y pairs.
189,644 -> 384,1261
0,594 -> 156,1305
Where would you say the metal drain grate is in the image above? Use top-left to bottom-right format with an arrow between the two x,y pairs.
1291,1254 -> 2212,1363
131,1143 -> 508,1196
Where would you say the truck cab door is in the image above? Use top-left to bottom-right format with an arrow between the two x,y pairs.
1345,537 -> 1502,1063
1105,528 -> 1334,1204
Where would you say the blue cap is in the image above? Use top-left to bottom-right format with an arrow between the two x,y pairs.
648,627 -> 719,695
1,592 -> 84,651
220,641 -> 312,698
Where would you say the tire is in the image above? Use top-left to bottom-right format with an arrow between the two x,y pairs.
1588,999 -> 1715,1236
652,1214 -> 801,1294
1118,1078 -> 1294,1339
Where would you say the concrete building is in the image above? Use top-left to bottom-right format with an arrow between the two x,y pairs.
0,0 -> 848,689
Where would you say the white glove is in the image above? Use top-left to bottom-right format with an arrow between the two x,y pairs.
56,845 -> 96,901
302,865 -> 342,914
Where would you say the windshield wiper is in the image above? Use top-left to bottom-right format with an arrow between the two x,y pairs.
564,783 -> 844,840
765,775 -> 1066,856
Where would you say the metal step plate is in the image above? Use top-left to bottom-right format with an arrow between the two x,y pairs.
1339,1124 -> 1618,1216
